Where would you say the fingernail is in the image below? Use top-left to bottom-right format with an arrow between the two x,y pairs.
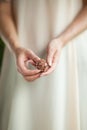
49,61 -> 52,66
37,70 -> 41,72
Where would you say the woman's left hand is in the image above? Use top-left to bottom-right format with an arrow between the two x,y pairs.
40,38 -> 63,76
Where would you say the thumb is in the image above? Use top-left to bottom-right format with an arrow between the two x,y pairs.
46,47 -> 54,66
27,49 -> 41,63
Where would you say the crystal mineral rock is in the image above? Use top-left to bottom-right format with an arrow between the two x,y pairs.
35,59 -> 50,72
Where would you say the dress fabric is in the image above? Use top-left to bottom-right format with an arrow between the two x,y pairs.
0,0 -> 87,130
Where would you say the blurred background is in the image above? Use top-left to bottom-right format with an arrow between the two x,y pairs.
0,38 -> 5,73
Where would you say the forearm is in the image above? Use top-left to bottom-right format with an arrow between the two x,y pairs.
57,6 -> 87,46
0,3 -> 20,53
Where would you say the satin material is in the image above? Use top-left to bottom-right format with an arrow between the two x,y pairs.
0,0 -> 87,130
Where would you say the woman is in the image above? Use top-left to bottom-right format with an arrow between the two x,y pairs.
0,0 -> 87,130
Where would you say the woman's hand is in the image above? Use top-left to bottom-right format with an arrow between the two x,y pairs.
15,47 -> 42,81
40,38 -> 63,76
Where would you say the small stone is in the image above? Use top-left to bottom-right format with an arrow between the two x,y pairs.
35,59 -> 50,72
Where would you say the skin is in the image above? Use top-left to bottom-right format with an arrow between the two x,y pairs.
41,3 -> 87,76
0,0 -> 87,81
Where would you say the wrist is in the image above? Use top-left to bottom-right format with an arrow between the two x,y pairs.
11,42 -> 21,55
8,34 -> 21,55
54,37 -> 65,48
55,31 -> 70,47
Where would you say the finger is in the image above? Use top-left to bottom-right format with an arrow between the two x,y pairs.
25,60 -> 36,67
40,51 -> 59,76
17,66 -> 41,77
47,47 -> 55,66
17,67 -> 24,75
27,49 -> 41,63
17,55 -> 41,76
24,73 -> 40,82
40,64 -> 56,76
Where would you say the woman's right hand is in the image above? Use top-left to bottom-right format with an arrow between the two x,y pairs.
14,47 -> 41,82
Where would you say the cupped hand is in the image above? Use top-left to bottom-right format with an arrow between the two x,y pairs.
40,38 -> 63,76
14,47 -> 42,81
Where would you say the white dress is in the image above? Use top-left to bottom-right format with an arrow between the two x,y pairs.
0,0 -> 87,130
